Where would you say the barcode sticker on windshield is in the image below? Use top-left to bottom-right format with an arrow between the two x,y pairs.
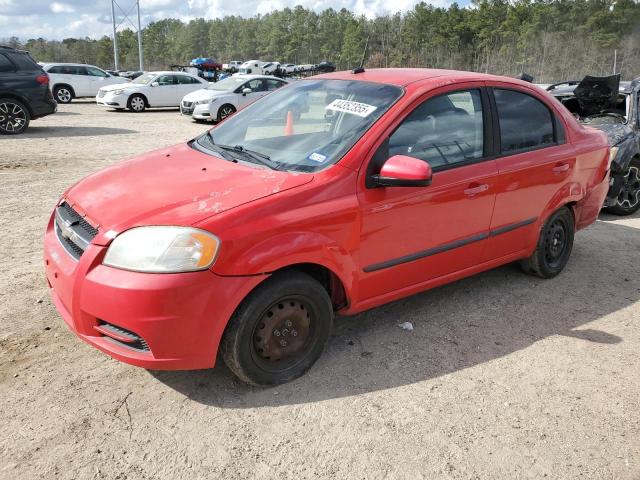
325,99 -> 377,117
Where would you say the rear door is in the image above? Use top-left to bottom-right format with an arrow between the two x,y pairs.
176,74 -> 205,101
483,85 -> 576,261
72,66 -> 92,97
357,85 -> 499,300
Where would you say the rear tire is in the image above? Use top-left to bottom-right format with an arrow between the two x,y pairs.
520,207 -> 574,278
53,85 -> 73,104
127,94 -> 146,112
0,98 -> 30,135
220,271 -> 333,386
605,158 -> 640,215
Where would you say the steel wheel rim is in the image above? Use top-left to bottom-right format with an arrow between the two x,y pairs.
616,166 -> 640,209
544,218 -> 568,268
0,102 -> 26,133
57,88 -> 71,102
219,106 -> 234,119
251,295 -> 315,372
131,97 -> 144,111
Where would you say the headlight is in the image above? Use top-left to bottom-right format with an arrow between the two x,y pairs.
194,98 -> 215,105
112,89 -> 124,95
103,226 -> 220,273
608,146 -> 619,168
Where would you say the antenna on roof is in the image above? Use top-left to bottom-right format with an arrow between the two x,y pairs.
353,36 -> 369,74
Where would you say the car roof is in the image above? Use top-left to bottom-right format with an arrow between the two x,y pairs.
231,74 -> 288,81
42,62 -> 99,67
314,68 -> 526,87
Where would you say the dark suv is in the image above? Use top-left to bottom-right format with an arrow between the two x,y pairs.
0,45 -> 57,135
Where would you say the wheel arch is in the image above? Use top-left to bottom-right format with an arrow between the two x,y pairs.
128,92 -> 149,108
53,83 -> 75,97
0,93 -> 33,116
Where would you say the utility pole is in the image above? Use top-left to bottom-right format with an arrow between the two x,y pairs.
110,0 -> 144,72
111,0 -> 119,70
136,0 -> 144,71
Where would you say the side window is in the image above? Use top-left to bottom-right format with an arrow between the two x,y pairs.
61,65 -> 78,75
0,54 -> 15,72
242,79 -> 263,92
177,75 -> 198,85
388,89 -> 484,169
494,89 -> 555,154
265,79 -> 285,91
7,52 -> 38,71
75,66 -> 89,76
47,65 -> 62,74
156,75 -> 175,86
87,66 -> 108,77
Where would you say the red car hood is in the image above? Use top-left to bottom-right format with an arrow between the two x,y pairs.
65,143 -> 313,244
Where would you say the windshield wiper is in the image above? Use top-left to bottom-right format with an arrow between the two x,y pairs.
217,144 -> 280,170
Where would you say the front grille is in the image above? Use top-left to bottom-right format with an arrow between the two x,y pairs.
97,90 -> 106,98
96,321 -> 151,352
182,101 -> 193,108
54,202 -> 98,260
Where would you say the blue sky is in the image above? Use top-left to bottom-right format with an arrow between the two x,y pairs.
0,0 -> 466,40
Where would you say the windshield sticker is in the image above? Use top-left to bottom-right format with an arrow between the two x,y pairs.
325,99 -> 377,117
307,152 -> 327,163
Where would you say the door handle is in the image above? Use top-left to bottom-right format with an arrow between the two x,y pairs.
552,163 -> 570,173
464,183 -> 489,197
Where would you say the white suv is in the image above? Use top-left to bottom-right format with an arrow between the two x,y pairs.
42,63 -> 129,103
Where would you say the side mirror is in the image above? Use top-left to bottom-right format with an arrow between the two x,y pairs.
151,81 -> 159,87
371,155 -> 432,187
242,88 -> 252,96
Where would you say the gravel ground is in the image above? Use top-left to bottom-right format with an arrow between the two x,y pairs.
1,102 -> 639,480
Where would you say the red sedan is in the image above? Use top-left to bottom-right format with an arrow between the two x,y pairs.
44,69 -> 610,385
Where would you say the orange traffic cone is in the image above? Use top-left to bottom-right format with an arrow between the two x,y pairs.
284,110 -> 294,136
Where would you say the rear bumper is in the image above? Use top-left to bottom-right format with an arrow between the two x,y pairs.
43,210 -> 266,370
31,98 -> 57,119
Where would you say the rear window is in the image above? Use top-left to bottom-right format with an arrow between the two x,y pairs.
0,53 -> 15,72
7,52 -> 40,71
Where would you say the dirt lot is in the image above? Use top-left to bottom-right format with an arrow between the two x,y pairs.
1,102 -> 639,480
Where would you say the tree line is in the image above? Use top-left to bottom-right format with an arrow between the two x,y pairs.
4,0 -> 640,83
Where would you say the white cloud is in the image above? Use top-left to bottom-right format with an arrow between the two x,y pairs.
1,0 -> 469,39
50,2 -> 74,14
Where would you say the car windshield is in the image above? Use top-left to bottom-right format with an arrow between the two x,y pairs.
208,76 -> 247,91
196,79 -> 403,172
132,73 -> 156,85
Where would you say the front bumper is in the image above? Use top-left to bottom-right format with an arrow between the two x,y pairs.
96,93 -> 127,108
43,210 -> 265,370
181,102 -> 215,120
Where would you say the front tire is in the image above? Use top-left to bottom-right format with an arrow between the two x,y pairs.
220,271 -> 333,386
127,94 -> 146,112
521,207 -> 574,278
217,104 -> 236,122
53,86 -> 73,104
0,98 -> 30,135
606,158 -> 640,215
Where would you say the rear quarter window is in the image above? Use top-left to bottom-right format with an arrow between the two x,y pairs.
7,52 -> 40,71
0,54 -> 16,72
494,88 -> 555,154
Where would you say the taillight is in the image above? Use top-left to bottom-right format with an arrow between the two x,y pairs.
36,73 -> 49,85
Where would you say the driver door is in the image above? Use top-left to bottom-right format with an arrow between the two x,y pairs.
236,79 -> 267,109
147,74 -> 178,106
357,86 -> 499,300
